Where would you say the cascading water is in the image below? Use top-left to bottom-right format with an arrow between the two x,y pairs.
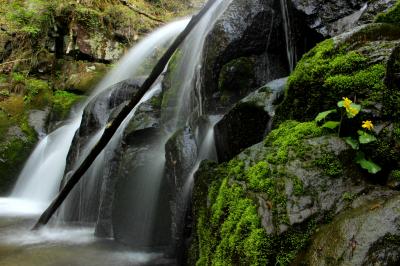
0,19 -> 189,217
0,0 -> 232,260
280,0 -> 296,72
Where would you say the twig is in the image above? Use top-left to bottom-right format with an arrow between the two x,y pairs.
119,0 -> 165,24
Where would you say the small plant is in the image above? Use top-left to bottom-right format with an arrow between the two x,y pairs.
315,97 -> 381,174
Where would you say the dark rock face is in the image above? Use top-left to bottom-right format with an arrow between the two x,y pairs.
200,0 -> 322,113
214,103 -> 270,162
214,78 -> 286,162
164,127 -> 198,258
290,0 -> 398,37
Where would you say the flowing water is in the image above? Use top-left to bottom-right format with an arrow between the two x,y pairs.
0,0 -> 232,263
280,0 -> 296,72
0,18 -> 189,265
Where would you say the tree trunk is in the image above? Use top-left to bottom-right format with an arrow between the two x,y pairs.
32,0 -> 217,230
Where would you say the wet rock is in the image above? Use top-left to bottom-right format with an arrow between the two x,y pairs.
54,60 -> 109,94
70,24 -> 125,62
214,78 -> 286,162
290,0 -> 397,37
164,127 -> 198,257
28,109 -> 49,138
299,190 -> 400,265
61,78 -> 142,223
93,86 -> 170,249
200,0 -> 326,113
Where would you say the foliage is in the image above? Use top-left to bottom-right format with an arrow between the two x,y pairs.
315,98 -> 381,174
375,1 -> 400,25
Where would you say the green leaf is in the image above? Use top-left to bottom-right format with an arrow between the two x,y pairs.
344,137 -> 359,150
322,121 -> 340,129
315,109 -> 337,122
337,101 -> 344,108
355,153 -> 381,174
358,130 -> 377,144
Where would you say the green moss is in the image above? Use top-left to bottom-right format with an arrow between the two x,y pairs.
391,170 -> 400,181
197,178 -> 271,266
275,220 -> 316,265
342,192 -> 356,202
313,152 -> 343,177
375,1 -> 400,25
291,175 -> 304,196
52,90 -> 83,120
265,121 -> 323,164
324,64 -> 386,100
274,24 -> 399,125
0,117 -> 36,194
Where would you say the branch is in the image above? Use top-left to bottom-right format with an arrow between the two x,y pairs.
119,0 -> 165,24
0,59 -> 29,66
32,0 -> 217,230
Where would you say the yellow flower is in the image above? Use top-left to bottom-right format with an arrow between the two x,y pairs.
362,120 -> 374,130
349,107 -> 359,116
343,97 -> 352,109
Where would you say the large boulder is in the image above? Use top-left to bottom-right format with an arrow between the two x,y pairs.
190,120 -> 400,265
164,126 -> 198,259
200,0 -> 322,113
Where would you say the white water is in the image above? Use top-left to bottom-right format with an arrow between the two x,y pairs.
163,0 -> 233,129
0,19 -> 189,217
0,0 -> 231,255
183,115 -> 220,199
280,0 -> 296,72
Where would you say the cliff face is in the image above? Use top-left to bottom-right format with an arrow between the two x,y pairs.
0,0 -> 193,194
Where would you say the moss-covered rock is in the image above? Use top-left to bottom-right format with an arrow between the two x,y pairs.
375,1 -> 400,25
274,23 -> 400,181
275,23 -> 400,125
190,121 -> 378,265
0,115 -> 37,194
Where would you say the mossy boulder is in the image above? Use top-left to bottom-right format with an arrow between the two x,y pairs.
190,120 -> 386,265
275,23 -> 400,125
274,23 -> 400,180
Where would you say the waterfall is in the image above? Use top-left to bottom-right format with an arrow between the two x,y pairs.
280,0 -> 296,72
0,0 -> 232,254
0,19 -> 189,217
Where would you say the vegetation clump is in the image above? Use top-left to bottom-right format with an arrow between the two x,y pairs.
375,1 -> 400,25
